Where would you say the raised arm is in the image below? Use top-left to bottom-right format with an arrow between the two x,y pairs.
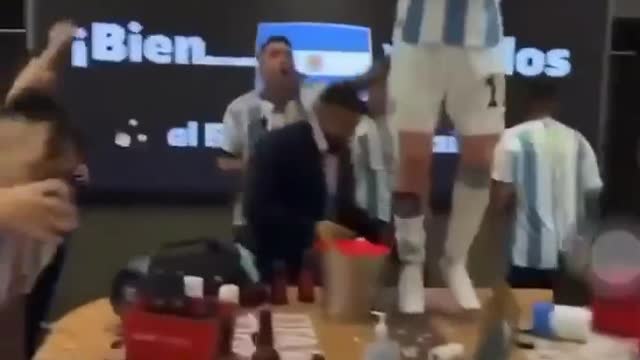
6,21 -> 76,105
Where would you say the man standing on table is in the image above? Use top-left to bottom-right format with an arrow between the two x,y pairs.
218,36 -> 308,247
389,0 -> 506,312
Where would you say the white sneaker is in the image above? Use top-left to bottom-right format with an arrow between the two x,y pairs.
398,263 -> 425,314
440,258 -> 480,310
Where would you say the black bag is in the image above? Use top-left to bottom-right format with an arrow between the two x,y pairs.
148,237 -> 253,288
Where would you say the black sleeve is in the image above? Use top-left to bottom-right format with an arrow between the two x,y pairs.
338,202 -> 386,243
243,138 -> 316,231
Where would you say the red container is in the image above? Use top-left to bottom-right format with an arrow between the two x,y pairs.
123,305 -> 219,360
591,268 -> 640,339
592,296 -> 640,338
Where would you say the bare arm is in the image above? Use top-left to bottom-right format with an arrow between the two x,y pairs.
5,21 -> 76,105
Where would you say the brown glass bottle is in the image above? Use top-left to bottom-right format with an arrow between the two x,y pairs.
297,251 -> 316,303
310,353 -> 325,360
251,310 -> 280,360
270,262 -> 289,305
218,312 -> 238,360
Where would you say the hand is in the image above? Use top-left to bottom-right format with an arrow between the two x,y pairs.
315,220 -> 356,242
5,20 -> 77,104
47,20 -> 77,53
0,179 -> 78,243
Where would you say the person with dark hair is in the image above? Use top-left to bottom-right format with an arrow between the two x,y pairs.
0,89 -> 85,358
478,80 -> 602,289
0,20 -> 80,359
244,82 -> 384,280
218,35 -> 315,243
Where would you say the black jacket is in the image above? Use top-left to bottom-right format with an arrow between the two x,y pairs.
243,121 -> 382,280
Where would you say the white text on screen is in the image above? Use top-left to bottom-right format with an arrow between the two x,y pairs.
72,21 -> 572,78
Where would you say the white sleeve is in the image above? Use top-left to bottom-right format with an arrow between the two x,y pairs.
491,134 -> 516,183
579,135 -> 603,191
220,103 -> 244,156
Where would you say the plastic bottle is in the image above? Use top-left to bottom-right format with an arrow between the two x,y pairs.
251,309 -> 280,360
363,312 -> 400,360
184,276 -> 209,318
531,302 -> 592,343
218,284 -> 240,320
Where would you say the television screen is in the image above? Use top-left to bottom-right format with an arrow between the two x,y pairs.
32,0 -> 610,203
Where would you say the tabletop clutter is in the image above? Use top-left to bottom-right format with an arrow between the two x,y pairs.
105,236 -> 640,360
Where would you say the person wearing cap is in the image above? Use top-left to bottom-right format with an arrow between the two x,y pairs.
243,82 -> 384,280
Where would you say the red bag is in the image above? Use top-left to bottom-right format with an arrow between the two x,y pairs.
123,304 -> 219,360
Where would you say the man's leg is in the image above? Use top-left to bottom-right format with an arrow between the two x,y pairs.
394,134 -> 433,314
444,48 -> 506,309
388,42 -> 443,314
442,134 -> 500,309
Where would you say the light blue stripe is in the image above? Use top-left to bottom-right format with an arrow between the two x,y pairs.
443,0 -> 469,46
358,135 -> 378,219
519,133 -> 543,268
403,0 -> 426,44
484,0 -> 500,47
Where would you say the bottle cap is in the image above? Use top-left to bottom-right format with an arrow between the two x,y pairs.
531,302 -> 554,338
219,284 -> 240,304
183,276 -> 204,298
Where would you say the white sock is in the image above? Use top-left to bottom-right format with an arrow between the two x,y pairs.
394,215 -> 426,264
398,263 -> 425,313
442,177 -> 489,310
395,215 -> 426,313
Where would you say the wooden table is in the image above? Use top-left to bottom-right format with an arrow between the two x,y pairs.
35,288 -> 552,360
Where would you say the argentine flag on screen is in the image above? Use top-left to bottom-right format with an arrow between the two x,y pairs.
255,22 -> 373,85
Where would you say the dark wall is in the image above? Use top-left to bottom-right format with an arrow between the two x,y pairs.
51,205 -> 234,317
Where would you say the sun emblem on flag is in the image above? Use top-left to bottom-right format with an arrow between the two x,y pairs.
306,54 -> 323,72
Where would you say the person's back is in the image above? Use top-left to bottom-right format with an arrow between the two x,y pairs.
488,81 -> 603,290
499,118 -> 601,269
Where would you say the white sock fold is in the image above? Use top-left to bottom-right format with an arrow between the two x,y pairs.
394,215 -> 426,264
394,215 -> 426,314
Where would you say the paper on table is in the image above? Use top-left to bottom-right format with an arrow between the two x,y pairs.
234,312 -> 322,359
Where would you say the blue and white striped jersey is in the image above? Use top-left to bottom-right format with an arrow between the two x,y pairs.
353,116 -> 394,223
492,118 -> 603,269
400,0 -> 503,48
